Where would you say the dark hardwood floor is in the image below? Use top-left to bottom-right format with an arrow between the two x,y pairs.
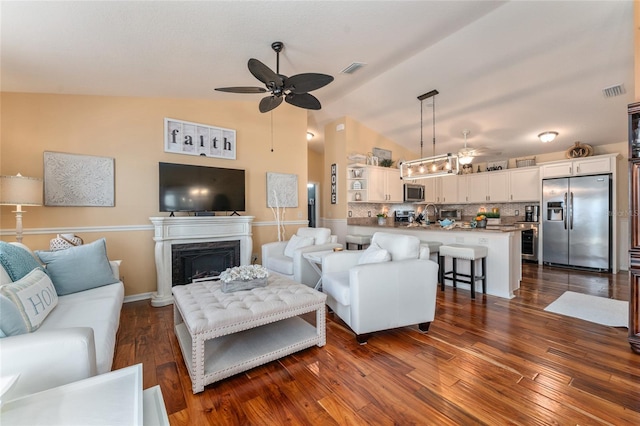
113,263 -> 640,425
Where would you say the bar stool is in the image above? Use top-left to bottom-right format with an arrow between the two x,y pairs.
438,244 -> 488,299
345,234 -> 371,250
421,241 -> 442,263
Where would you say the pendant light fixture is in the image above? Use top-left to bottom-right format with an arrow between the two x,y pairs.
400,90 -> 459,180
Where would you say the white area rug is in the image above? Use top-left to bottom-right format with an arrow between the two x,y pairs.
544,291 -> 628,327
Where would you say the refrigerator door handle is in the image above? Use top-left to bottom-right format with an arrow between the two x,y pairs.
569,192 -> 574,230
563,192 -> 568,230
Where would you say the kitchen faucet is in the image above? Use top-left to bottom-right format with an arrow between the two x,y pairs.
421,204 -> 439,224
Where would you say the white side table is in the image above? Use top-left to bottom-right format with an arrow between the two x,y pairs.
1,364 -> 169,426
303,249 -> 336,290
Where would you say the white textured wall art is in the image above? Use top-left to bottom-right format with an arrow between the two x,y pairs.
44,152 -> 115,207
266,172 -> 298,208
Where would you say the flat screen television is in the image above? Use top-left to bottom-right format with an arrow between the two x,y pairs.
159,162 -> 246,213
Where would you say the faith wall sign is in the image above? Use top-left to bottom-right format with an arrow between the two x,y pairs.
164,118 -> 236,159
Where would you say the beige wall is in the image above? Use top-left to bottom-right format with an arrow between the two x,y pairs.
0,92 -> 309,296
323,116 -> 417,219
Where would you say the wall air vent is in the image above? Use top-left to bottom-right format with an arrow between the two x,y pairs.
602,84 -> 625,98
340,62 -> 366,74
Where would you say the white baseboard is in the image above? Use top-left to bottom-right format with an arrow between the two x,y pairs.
124,292 -> 154,303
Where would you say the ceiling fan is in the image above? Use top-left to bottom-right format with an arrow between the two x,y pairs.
215,41 -> 334,113
458,129 -> 500,164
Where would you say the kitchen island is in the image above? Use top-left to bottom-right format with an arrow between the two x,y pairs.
347,222 -> 521,299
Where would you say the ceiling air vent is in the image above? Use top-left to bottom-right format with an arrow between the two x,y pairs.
340,62 -> 366,74
602,84 -> 625,98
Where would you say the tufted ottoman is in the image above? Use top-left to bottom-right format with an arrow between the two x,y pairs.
172,274 -> 327,393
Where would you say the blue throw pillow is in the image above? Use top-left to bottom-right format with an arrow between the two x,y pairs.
0,241 -> 44,281
35,238 -> 118,296
0,294 -> 28,337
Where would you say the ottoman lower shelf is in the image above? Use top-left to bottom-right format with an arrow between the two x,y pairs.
175,316 -> 321,391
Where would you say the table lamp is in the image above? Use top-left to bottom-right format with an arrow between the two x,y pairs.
0,173 -> 43,243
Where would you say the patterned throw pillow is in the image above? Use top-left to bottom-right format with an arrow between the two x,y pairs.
0,268 -> 58,332
0,241 -> 44,282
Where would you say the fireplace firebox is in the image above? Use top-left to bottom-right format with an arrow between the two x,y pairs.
171,240 -> 240,286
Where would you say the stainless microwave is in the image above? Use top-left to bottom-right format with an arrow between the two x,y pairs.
404,183 -> 425,202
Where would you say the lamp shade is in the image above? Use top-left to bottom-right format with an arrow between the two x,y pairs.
0,174 -> 43,206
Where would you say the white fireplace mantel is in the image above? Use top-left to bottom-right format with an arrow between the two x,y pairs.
150,216 -> 254,307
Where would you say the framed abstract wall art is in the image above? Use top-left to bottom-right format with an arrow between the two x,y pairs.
44,152 -> 115,207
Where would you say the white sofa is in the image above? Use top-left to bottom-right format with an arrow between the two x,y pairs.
321,232 -> 439,343
262,227 -> 341,288
0,241 -> 124,401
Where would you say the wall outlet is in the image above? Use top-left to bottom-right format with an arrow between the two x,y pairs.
348,210 -> 352,217
368,211 -> 371,217
515,209 -> 519,216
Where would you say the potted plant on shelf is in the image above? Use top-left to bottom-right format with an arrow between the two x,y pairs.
376,212 -> 387,226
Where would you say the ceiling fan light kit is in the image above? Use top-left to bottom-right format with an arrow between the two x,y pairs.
538,131 -> 558,143
215,41 -> 334,113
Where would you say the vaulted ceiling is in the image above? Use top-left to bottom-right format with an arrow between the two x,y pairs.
1,1 -> 634,161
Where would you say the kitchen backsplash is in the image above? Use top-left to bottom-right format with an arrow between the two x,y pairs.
348,202 -> 539,221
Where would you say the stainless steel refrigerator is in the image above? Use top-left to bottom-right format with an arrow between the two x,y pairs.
542,174 -> 611,271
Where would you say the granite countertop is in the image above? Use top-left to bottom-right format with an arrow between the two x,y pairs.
347,217 -> 519,232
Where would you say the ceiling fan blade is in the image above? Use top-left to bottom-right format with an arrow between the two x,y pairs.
248,58 -> 283,89
259,95 -> 283,113
285,73 -> 334,94
285,93 -> 321,110
215,86 -> 267,94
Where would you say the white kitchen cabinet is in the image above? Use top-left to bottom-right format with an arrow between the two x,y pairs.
423,177 -> 439,203
367,166 -> 403,202
509,167 -> 540,201
488,172 -> 509,202
439,175 -> 459,203
462,174 -> 486,203
540,154 -> 615,178
573,156 -> 612,175
458,172 -> 508,203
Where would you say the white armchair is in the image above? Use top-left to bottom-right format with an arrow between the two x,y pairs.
261,227 -> 341,288
321,232 -> 439,344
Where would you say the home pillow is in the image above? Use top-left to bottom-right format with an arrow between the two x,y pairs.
283,235 -> 315,258
36,238 -> 118,296
0,241 -> 45,282
0,268 -> 58,333
357,242 -> 391,265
